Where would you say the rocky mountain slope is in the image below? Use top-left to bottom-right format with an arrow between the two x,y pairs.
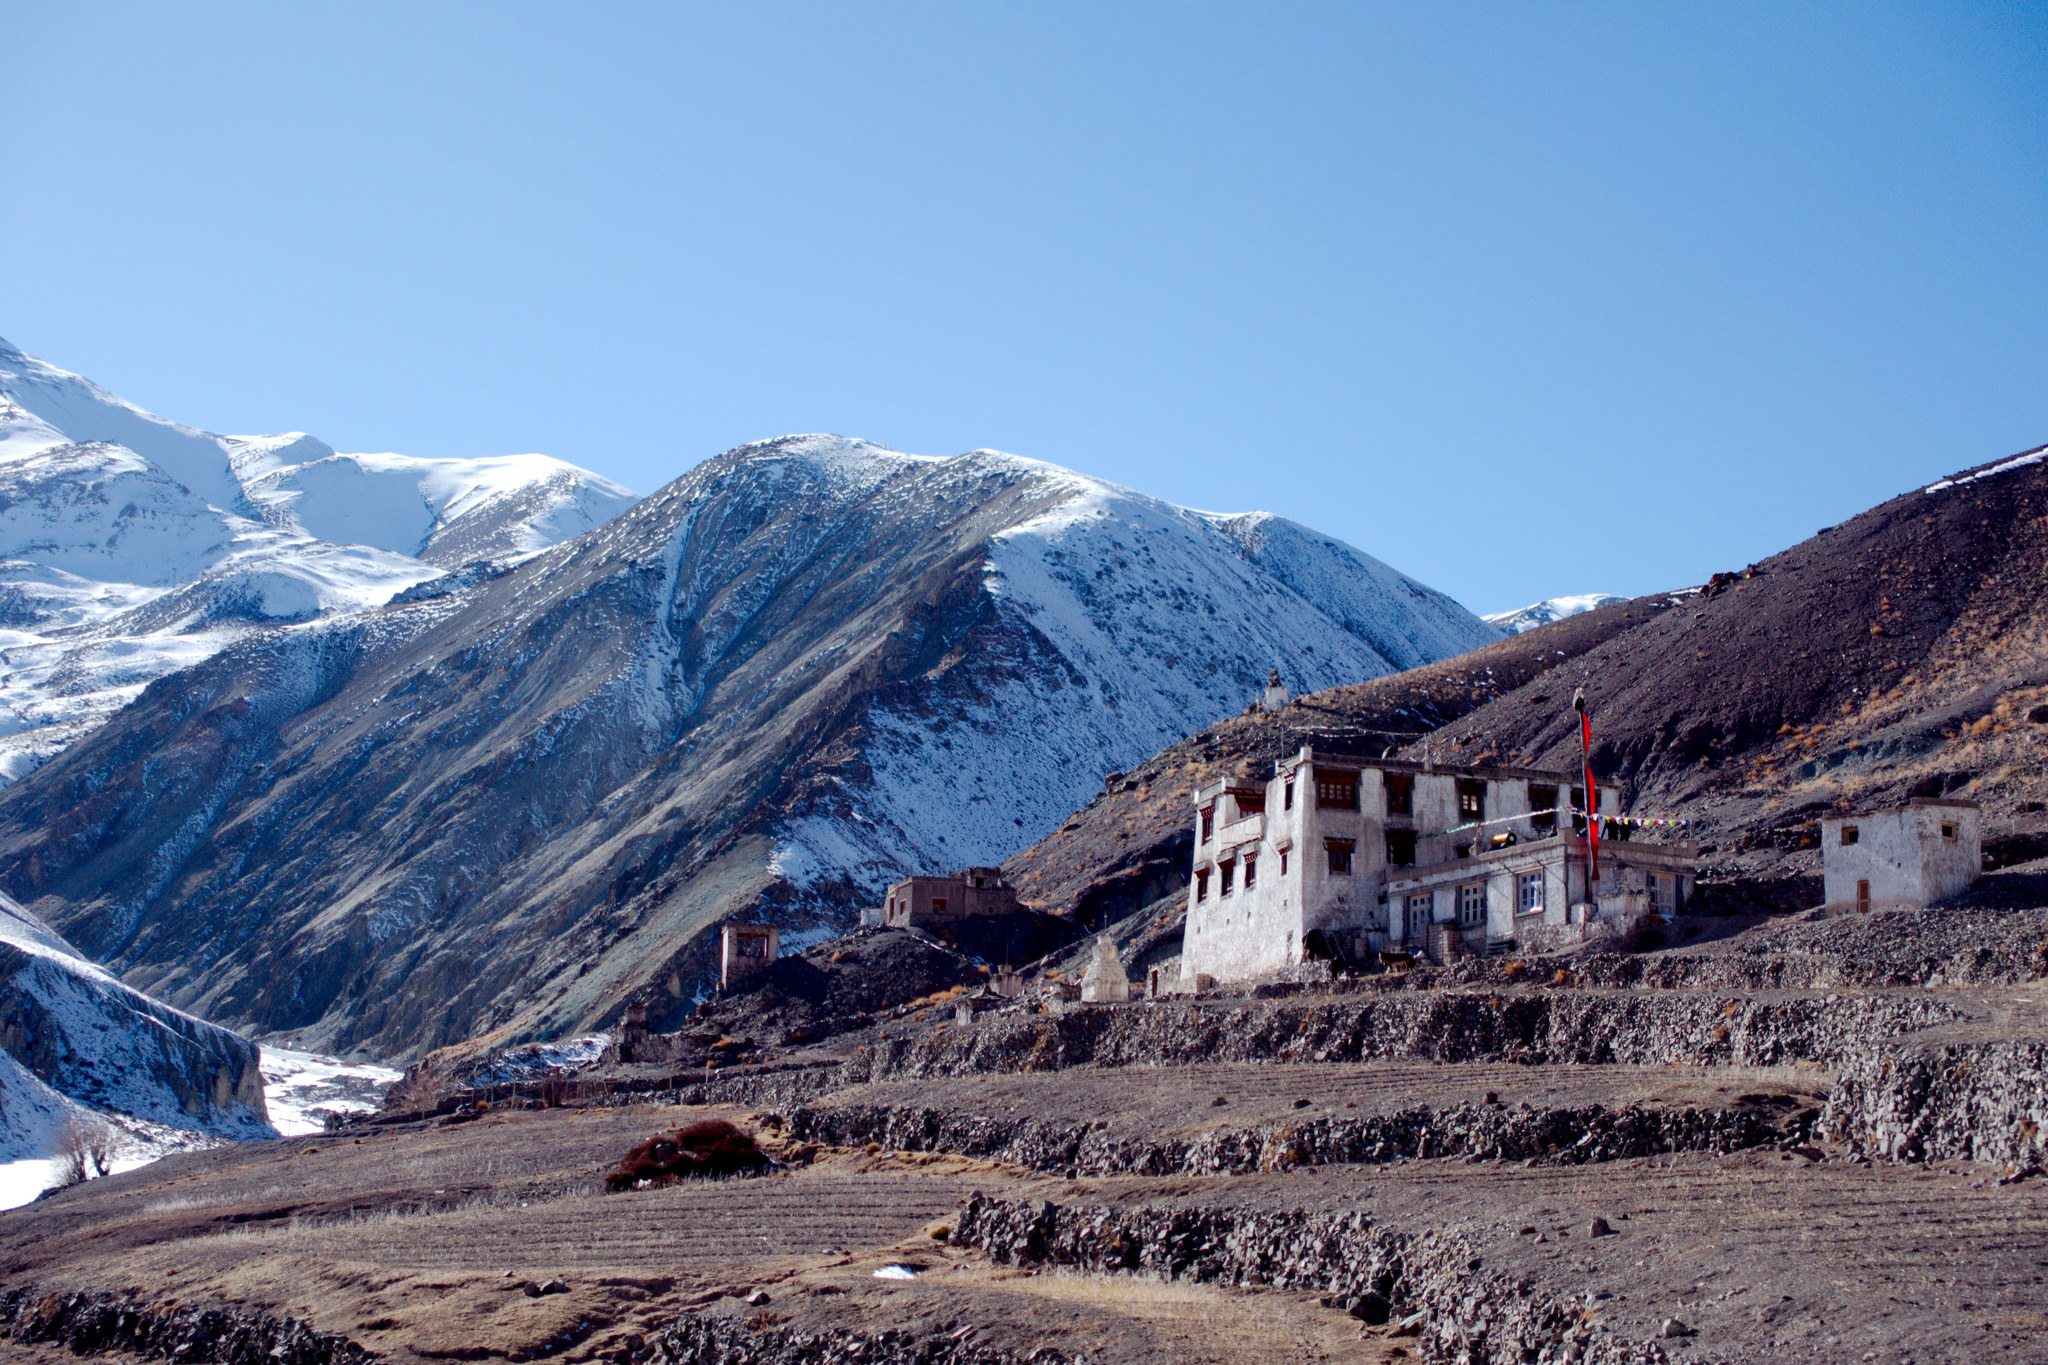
1007,442 -> 2048,942
0,338 -> 637,783
0,888 -> 270,1201
0,434 -> 1495,1058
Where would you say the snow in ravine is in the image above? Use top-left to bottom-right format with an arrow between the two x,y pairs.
0,336 -> 637,785
260,1048 -> 402,1137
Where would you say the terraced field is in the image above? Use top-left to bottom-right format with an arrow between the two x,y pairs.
6,912 -> 2048,1363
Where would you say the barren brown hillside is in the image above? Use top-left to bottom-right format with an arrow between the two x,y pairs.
1006,444 -> 2048,928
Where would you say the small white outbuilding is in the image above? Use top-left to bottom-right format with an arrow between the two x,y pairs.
1820,799 -> 1981,912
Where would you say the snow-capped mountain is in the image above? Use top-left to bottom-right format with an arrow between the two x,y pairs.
0,338 -> 638,783
0,888 -> 271,1207
0,434 -> 1497,1058
1482,593 -> 1624,634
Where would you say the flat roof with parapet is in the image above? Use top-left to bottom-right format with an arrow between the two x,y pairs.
1823,798 -> 1982,820
1195,745 -> 1582,804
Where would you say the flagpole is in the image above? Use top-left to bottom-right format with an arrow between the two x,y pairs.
1572,686 -> 1599,888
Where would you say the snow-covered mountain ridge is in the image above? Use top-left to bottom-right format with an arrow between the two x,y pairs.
1482,593 -> 1624,634
0,338 -> 638,783
0,431 -> 1497,1058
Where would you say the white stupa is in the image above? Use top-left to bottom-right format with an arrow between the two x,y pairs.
1080,935 -> 1130,1003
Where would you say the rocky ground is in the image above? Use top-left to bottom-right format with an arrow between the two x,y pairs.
3,906 -> 2047,1364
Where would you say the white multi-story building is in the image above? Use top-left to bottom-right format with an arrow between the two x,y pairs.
1179,745 -> 1697,986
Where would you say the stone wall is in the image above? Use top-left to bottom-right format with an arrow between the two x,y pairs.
783,1097 -> 1801,1176
952,1195 -> 1670,1365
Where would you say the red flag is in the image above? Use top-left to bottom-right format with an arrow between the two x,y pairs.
1580,709 -> 1600,881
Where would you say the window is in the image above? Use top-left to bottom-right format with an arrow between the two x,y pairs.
1283,778 -> 1295,811
1244,853 -> 1258,889
1840,825 -> 1859,846
1326,839 -> 1354,876
931,897 -> 948,914
1316,770 -> 1359,810
1456,779 -> 1487,821
1219,858 -> 1235,897
1200,806 -> 1215,842
1384,773 -> 1414,816
1457,882 -> 1486,927
1194,868 -> 1210,901
1405,893 -> 1432,938
1386,828 -> 1417,866
1278,848 -> 1289,876
1570,787 -> 1588,834
1942,821 -> 1957,841
1516,872 -> 1544,916
1529,784 -> 1558,836
1238,792 -> 1265,816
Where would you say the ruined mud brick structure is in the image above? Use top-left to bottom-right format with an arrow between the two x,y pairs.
1821,799 -> 1982,913
880,867 -> 1021,930
1181,746 -> 1698,984
718,922 -> 780,992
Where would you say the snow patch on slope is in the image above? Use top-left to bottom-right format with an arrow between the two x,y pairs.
1925,445 -> 2048,494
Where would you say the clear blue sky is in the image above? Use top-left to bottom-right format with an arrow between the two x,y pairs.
5,3 -> 2043,613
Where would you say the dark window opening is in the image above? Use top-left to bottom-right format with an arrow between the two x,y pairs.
1200,806 -> 1215,842
1316,770 -> 1359,810
931,897 -> 948,913
1283,778 -> 1295,811
1529,784 -> 1559,836
1244,854 -> 1258,889
1384,773 -> 1414,816
1456,779 -> 1487,821
1326,840 -> 1355,876
1386,829 -> 1418,866
1570,787 -> 1588,834
1278,848 -> 1289,875
1219,859 -> 1235,896
1195,868 -> 1210,902
1841,825 -> 1859,846
1942,821 -> 1957,841
1237,792 -> 1265,816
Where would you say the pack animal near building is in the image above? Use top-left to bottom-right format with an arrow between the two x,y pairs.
880,867 -> 1021,930
1820,800 -> 1981,913
1180,745 -> 1698,985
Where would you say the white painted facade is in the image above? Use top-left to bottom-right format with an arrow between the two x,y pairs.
1180,746 -> 1697,985
1820,801 -> 1981,912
